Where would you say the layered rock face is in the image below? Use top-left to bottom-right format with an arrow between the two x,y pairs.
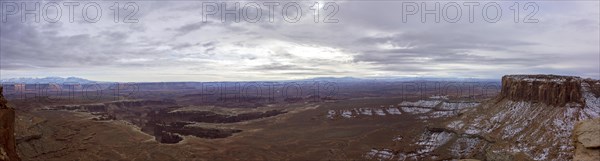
438,74 -> 600,160
500,75 -> 583,106
0,87 -> 20,161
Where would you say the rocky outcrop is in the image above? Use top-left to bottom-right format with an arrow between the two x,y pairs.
442,75 -> 600,160
574,118 -> 600,148
573,118 -> 600,161
500,75 -> 583,106
0,87 -> 21,161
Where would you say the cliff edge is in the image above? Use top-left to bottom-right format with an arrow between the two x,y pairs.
443,74 -> 600,160
1,87 -> 20,161
501,75 -> 584,106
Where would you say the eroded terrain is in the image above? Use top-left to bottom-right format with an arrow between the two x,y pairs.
4,75 -> 599,160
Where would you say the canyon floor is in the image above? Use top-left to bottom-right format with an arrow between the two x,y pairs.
14,97 -> 458,160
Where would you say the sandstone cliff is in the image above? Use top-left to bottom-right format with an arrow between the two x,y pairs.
573,118 -> 600,161
0,87 -> 20,161
500,75 -> 584,106
444,74 -> 600,160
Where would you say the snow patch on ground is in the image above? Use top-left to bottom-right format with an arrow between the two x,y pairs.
447,121 -> 464,130
429,95 -> 449,100
502,124 -> 524,139
359,108 -> 373,116
326,107 -> 404,119
401,107 -> 432,114
533,148 -> 550,160
428,111 -> 458,118
341,110 -> 353,118
450,137 -> 486,158
582,90 -> 600,119
374,109 -> 386,116
326,110 -> 336,119
365,148 -> 395,160
439,102 -> 479,110
385,107 -> 402,115
415,130 -> 454,155
400,100 -> 441,108
465,126 -> 481,135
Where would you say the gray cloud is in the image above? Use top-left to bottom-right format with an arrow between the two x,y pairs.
169,21 -> 212,37
251,62 -> 315,71
1,1 -> 598,81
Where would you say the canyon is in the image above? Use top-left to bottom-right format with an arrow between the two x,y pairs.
0,75 -> 598,160
365,75 -> 600,160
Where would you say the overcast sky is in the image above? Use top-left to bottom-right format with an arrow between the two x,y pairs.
1,1 -> 598,82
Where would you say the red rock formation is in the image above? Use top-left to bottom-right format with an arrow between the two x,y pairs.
500,75 -> 583,106
1,87 -> 21,161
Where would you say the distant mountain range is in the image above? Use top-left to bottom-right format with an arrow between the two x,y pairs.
0,77 -> 98,84
0,76 -> 500,84
300,76 -> 499,82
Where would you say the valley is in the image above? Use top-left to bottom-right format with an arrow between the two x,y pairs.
1,75 -> 599,160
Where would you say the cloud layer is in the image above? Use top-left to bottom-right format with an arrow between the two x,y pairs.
1,1 -> 598,82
